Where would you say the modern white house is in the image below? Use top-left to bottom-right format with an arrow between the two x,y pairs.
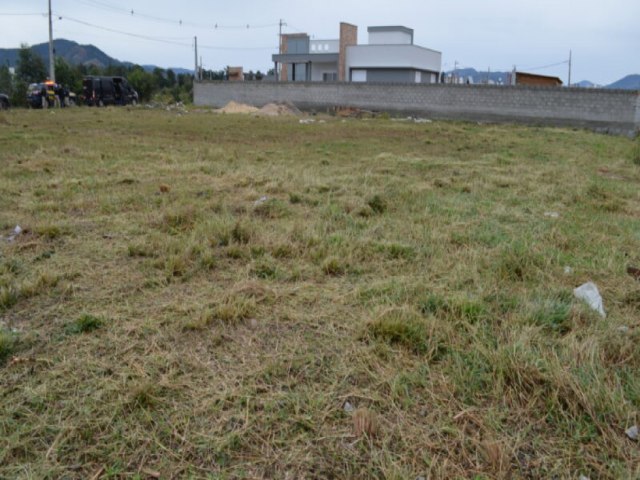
272,23 -> 442,84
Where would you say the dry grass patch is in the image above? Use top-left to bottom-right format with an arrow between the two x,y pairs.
0,108 -> 638,479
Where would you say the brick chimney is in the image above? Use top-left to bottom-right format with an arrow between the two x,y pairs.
338,22 -> 358,82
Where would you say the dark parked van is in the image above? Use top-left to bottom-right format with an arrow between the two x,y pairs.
82,76 -> 138,106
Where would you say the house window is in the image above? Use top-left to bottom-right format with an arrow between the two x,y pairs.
323,72 -> 337,82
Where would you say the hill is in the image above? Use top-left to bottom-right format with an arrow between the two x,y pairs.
0,39 -> 125,69
0,39 -> 191,74
606,74 -> 640,90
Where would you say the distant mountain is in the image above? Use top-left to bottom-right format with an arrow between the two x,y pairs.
0,39 -> 125,69
141,65 -> 193,75
605,74 -> 640,90
573,80 -> 597,88
0,39 -> 192,74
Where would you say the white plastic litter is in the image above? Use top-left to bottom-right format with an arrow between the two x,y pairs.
5,225 -> 22,242
564,266 -> 573,275
343,401 -> 355,413
626,425 -> 639,440
544,211 -> 560,218
299,119 -> 316,124
254,196 -> 268,206
578,476 -> 590,480
573,282 -> 606,318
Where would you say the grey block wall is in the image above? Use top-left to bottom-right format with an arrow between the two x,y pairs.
194,82 -> 640,136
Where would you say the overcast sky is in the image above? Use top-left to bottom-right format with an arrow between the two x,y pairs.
1,0 -> 638,85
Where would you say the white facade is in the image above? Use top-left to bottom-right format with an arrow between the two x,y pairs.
368,30 -> 412,45
346,45 -> 441,75
310,62 -> 338,82
310,39 -> 339,54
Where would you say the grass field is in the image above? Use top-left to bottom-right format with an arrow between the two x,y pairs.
0,107 -> 639,479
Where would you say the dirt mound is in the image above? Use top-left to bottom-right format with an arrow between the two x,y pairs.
258,102 -> 301,117
217,101 -> 259,114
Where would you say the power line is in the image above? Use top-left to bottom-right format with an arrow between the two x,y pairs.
55,14 -> 278,50
55,15 -> 193,46
69,0 -> 279,31
521,60 -> 569,71
0,12 -> 47,16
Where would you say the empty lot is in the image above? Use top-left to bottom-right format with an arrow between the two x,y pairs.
1,107 -> 639,479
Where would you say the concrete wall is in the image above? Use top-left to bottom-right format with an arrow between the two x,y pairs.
194,82 -> 640,136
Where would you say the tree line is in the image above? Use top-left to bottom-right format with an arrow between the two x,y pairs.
0,44 -> 196,106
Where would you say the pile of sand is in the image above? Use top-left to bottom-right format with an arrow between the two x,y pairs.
215,101 -> 302,116
258,102 -> 301,117
217,101 -> 259,114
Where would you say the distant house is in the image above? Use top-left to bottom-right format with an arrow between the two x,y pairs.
512,71 -> 563,87
272,23 -> 442,84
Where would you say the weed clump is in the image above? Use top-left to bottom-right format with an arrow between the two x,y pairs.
66,314 -> 104,334
253,199 -> 290,219
35,224 -> 66,240
366,194 -> 387,214
214,295 -> 256,324
0,329 -> 17,363
162,207 -> 197,232
322,256 -> 347,276
528,295 -> 573,334
231,221 -> 251,244
251,258 -> 278,279
632,140 -> 640,166
496,241 -> 545,282
0,287 -> 19,311
367,308 -> 448,358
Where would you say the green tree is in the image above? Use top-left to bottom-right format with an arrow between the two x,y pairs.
152,67 -> 166,89
166,69 -> 176,87
54,57 -> 82,94
127,66 -> 155,101
0,65 -> 13,96
16,44 -> 47,84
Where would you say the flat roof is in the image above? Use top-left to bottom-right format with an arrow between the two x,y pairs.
367,26 -> 414,36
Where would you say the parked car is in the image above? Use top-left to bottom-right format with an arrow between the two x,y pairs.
82,76 -> 138,107
0,93 -> 9,110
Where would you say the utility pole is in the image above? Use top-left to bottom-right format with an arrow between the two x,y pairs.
568,50 -> 572,87
194,36 -> 199,82
276,19 -> 286,82
48,0 -> 55,82
200,55 -> 203,82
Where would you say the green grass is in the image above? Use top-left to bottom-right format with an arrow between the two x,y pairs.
0,107 -> 639,479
